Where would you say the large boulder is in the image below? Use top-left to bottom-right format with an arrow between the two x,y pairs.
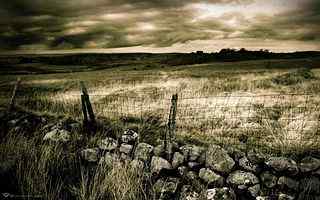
266,157 -> 299,176
98,137 -> 118,151
151,156 -> 172,175
43,128 -> 70,142
80,148 -> 99,162
207,187 -> 236,200
299,157 -> 320,173
199,168 -> 224,187
172,152 -> 185,169
134,143 -> 154,162
227,170 -> 259,189
205,145 -> 235,174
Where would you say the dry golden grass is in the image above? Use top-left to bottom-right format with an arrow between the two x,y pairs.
1,60 -> 320,154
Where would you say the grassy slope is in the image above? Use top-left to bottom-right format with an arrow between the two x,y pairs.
0,56 -> 320,199
1,57 -> 320,152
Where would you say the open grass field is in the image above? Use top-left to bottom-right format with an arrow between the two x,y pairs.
1,55 -> 320,200
1,56 -> 320,155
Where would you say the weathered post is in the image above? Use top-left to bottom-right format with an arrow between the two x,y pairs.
8,77 -> 21,112
165,94 -> 178,160
80,81 -> 96,134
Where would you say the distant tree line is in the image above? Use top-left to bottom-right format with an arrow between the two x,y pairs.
0,49 -> 319,67
161,49 -> 320,66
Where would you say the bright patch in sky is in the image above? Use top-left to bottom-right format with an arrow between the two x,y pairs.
0,0 -> 318,52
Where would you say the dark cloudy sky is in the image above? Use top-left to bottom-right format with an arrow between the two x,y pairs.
0,0 -> 319,53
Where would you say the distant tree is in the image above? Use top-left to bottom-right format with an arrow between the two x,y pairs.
239,48 -> 247,53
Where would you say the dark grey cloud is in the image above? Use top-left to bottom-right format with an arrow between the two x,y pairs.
0,0 -> 318,51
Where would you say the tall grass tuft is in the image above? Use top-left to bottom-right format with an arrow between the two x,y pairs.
72,161 -> 149,200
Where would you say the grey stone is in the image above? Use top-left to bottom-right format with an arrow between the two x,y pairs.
256,196 -> 272,200
8,119 -> 20,127
205,145 -> 235,174
119,144 -> 133,154
187,171 -> 198,181
178,166 -> 188,177
299,157 -> 320,173
99,152 -> 120,167
134,143 -> 154,162
43,129 -> 70,142
153,177 -> 180,200
180,145 -> 193,161
120,153 -> 131,161
299,177 -> 320,194
247,150 -> 268,164
207,187 -> 236,200
260,171 -> 278,188
189,146 -> 204,161
227,170 -> 259,189
179,185 -> 199,200
151,156 -> 172,175
277,176 -> 299,191
248,184 -> 261,198
314,168 -> 320,176
80,148 -> 99,162
226,147 -> 245,162
69,122 -> 81,131
98,137 -> 118,151
172,152 -> 184,169
188,162 -> 201,171
239,156 -> 261,174
121,129 -> 139,143
278,193 -> 295,200
199,168 -> 224,187
266,157 -> 299,176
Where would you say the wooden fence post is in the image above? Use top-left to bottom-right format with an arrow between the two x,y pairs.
165,94 -> 178,160
80,81 -> 96,134
8,77 -> 21,112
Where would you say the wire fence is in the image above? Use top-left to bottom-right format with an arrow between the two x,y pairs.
3,82 -> 320,154
62,91 -> 320,153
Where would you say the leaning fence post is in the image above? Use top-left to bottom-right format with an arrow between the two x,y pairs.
8,77 -> 21,112
165,94 -> 178,160
80,81 -> 96,134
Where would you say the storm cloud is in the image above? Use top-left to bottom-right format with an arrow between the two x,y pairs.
0,0 -> 319,52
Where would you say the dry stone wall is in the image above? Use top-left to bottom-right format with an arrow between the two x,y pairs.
1,109 -> 319,200
80,129 -> 320,200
